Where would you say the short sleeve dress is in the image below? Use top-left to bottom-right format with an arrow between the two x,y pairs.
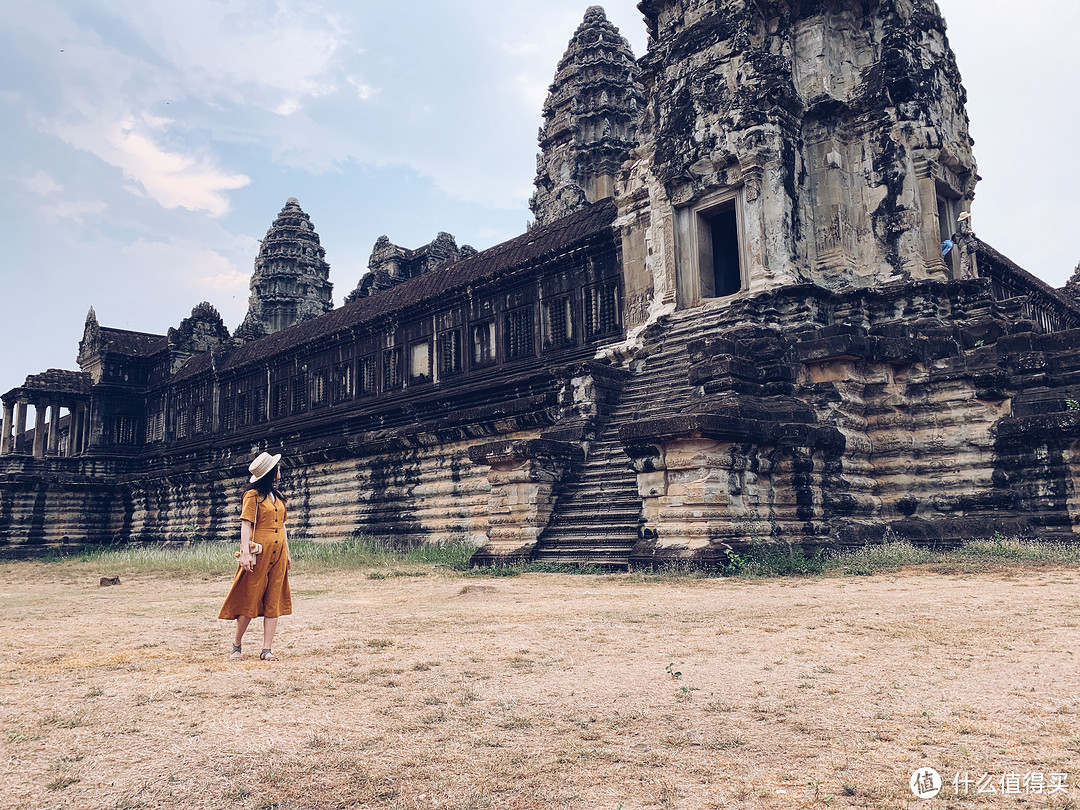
218,489 -> 292,620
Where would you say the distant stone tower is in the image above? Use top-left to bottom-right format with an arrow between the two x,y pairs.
620,0 -> 979,317
235,198 -> 333,342
530,5 -> 642,227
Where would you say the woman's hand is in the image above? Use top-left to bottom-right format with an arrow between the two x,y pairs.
286,556 -> 292,573
240,550 -> 254,572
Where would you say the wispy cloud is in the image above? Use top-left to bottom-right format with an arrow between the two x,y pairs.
57,113 -> 250,216
42,198 -> 107,223
120,237 -> 250,300
24,170 -> 63,196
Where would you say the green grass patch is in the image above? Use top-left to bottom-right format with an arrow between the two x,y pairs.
720,536 -> 1080,579
16,532 -> 1080,581
29,533 -> 476,578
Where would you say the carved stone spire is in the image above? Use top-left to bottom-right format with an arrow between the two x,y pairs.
236,198 -> 333,342
1065,261 -> 1080,303
530,5 -> 642,227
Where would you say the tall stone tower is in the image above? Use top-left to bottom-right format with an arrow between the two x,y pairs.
619,0 -> 978,318
235,198 -> 333,342
530,6 -> 643,227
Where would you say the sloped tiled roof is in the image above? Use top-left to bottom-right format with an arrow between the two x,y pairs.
99,327 -> 168,357
172,351 -> 215,382
220,200 -> 618,374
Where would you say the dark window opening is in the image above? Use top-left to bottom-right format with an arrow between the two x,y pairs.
383,347 -> 402,390
236,393 -> 250,427
584,282 -> 620,338
271,382 -> 288,419
700,204 -> 741,298
222,397 -> 235,431
506,307 -> 535,359
253,387 -> 267,423
543,296 -> 574,350
291,375 -> 307,414
311,369 -> 328,407
438,329 -> 463,377
333,363 -> 353,403
358,356 -> 376,395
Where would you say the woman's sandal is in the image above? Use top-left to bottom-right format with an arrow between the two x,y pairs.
230,644 -> 242,661
260,649 -> 278,662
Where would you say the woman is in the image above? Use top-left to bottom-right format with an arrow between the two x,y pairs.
219,451 -> 292,661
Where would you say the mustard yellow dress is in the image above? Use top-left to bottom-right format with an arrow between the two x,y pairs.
218,490 -> 292,619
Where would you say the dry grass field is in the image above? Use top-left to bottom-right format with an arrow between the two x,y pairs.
1,556 -> 1079,809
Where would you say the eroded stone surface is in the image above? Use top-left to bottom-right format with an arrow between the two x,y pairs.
235,198 -> 333,342
530,6 -> 642,227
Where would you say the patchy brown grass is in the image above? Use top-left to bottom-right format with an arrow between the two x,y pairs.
1,561 -> 1078,809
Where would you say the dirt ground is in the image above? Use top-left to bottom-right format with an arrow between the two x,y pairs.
1,563 -> 1078,810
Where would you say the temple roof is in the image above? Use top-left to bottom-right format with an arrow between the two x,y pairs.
97,327 -> 169,357
3,368 -> 93,401
219,200 -> 618,374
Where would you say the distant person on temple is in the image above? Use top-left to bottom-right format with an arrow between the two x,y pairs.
219,451 -> 292,661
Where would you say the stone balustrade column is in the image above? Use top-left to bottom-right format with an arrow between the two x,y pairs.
81,403 -> 92,453
47,401 -> 61,456
14,400 -> 28,453
1,400 -> 13,455
63,404 -> 75,456
32,403 -> 46,458
71,404 -> 84,456
467,439 -> 584,566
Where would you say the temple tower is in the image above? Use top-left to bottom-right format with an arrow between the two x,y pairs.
619,0 -> 979,319
530,6 -> 643,227
236,198 -> 333,341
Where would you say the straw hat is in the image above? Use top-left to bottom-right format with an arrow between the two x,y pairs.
248,451 -> 282,483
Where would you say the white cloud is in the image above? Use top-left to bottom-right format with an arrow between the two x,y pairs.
57,113 -> 250,216
42,198 -> 107,223
24,171 -> 62,196
347,76 -> 375,100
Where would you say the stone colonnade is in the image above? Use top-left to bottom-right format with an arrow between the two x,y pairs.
0,396 -> 90,458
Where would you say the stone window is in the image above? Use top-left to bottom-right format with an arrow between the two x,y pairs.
194,404 -> 206,434
253,387 -> 267,423
542,295 -> 574,350
236,393 -> 251,427
114,415 -> 138,445
310,369 -> 328,408
471,320 -> 496,368
383,347 -> 402,390
676,191 -> 744,304
176,405 -> 188,439
271,381 -> 288,419
358,356 -> 376,396
410,340 -> 432,383
583,281 -> 620,338
291,375 -> 307,414
222,396 -> 235,431
505,306 -> 535,360
438,328 -> 463,377
333,362 -> 353,404
937,192 -> 960,246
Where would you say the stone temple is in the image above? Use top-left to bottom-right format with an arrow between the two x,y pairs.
4,1 -> 1080,566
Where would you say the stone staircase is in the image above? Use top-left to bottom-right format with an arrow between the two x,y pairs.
534,307 -> 728,567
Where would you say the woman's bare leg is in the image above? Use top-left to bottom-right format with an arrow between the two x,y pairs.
263,616 -> 278,651
233,616 -> 252,646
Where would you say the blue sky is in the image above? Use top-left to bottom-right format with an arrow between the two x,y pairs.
1,1 -> 1077,393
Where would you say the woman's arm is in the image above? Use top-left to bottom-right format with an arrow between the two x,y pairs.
239,519 -> 255,571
